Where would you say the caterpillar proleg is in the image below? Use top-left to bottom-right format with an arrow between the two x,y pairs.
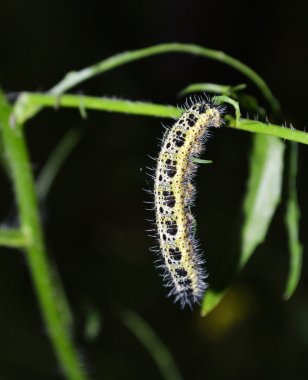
153,97 -> 224,308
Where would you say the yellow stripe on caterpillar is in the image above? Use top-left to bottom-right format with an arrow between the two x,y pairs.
153,97 -> 224,308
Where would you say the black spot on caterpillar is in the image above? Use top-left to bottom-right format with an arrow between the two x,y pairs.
151,97 -> 224,309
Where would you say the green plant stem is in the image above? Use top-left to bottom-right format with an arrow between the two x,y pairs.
14,93 -> 308,145
14,93 -> 179,124
50,44 -> 279,111
0,228 -> 28,248
0,90 -> 87,380
229,119 -> 308,145
15,43 -> 279,123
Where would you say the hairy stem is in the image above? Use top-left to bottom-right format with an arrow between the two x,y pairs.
50,43 -> 278,110
15,43 -> 279,123
229,119 -> 308,145
14,93 -> 308,145
0,90 -> 87,380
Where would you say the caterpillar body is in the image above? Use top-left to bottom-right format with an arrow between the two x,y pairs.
153,98 -> 223,308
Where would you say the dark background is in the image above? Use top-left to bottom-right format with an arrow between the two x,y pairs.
0,0 -> 308,379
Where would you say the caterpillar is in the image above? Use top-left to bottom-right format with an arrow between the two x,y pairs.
152,97 -> 224,308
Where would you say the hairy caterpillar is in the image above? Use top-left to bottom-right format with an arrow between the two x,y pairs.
152,97 -> 224,308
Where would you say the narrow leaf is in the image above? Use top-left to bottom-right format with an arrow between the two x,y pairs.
214,95 -> 241,124
193,158 -> 213,164
240,134 -> 285,266
179,82 -> 246,97
202,134 -> 285,316
120,309 -> 183,380
283,142 -> 303,299
36,128 -> 82,202
201,290 -> 228,317
83,305 -> 102,343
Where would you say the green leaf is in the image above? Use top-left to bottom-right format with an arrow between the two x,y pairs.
36,128 -> 83,202
238,94 -> 266,118
283,142 -> 303,299
120,309 -> 183,380
240,135 -> 285,266
214,95 -> 241,124
202,134 -> 285,316
179,82 -> 246,97
192,158 -> 213,164
83,305 -> 102,343
201,290 -> 228,317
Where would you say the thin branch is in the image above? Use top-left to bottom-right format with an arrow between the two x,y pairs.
15,43 -> 279,123
0,89 -> 88,380
230,119 -> 308,145
13,93 -> 308,145
0,228 -> 28,248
